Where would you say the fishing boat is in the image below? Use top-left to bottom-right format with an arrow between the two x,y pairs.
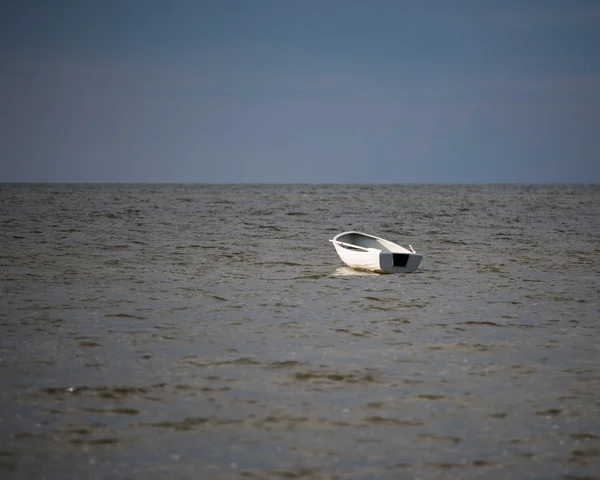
330,231 -> 423,273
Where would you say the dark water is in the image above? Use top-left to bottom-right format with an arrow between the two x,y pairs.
1,183 -> 599,479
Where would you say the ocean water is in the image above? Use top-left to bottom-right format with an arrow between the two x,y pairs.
1,183 -> 599,479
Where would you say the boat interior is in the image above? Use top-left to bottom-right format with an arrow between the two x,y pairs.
337,233 -> 393,252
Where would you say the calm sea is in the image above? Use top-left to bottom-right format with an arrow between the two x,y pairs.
1,183 -> 599,479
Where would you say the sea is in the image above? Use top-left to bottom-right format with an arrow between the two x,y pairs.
1,183 -> 599,480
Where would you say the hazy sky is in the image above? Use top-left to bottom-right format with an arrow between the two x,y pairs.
1,0 -> 599,183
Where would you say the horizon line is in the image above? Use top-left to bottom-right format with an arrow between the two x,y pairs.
1,181 -> 598,186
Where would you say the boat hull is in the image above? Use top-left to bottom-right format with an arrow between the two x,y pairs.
331,231 -> 422,273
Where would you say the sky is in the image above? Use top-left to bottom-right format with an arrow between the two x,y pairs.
1,0 -> 599,184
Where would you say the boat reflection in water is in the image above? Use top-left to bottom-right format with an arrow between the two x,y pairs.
332,266 -> 379,276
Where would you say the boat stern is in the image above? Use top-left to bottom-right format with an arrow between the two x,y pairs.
378,252 -> 422,273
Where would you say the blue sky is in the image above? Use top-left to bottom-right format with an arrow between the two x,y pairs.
1,0 -> 599,183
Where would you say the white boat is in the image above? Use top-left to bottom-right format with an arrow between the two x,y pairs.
330,231 -> 423,273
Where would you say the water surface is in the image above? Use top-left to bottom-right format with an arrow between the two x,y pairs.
1,184 -> 599,479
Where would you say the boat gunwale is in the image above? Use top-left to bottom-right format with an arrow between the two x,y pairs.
332,231 -> 411,254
